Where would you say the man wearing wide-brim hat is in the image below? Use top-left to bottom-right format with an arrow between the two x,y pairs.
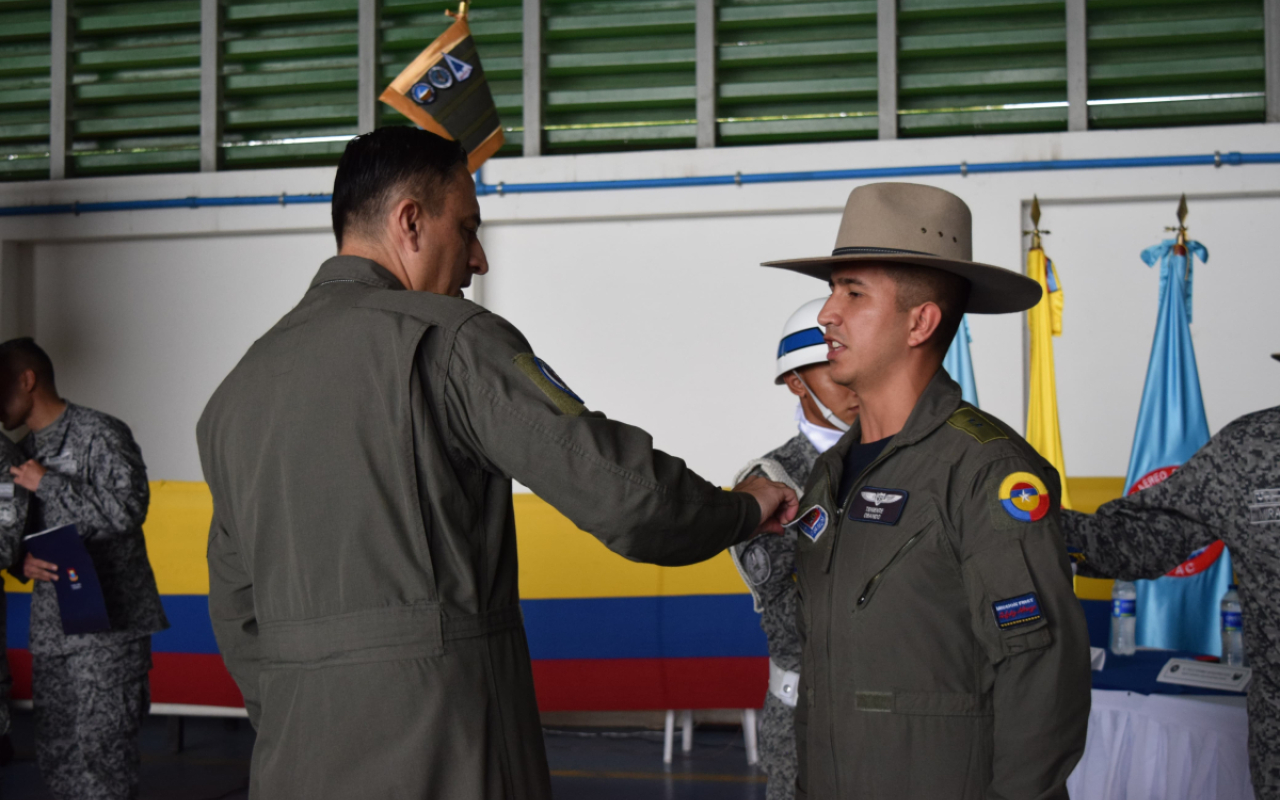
767,183 -> 1091,799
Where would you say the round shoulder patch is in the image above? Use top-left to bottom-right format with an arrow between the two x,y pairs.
740,540 -> 773,586
998,471 -> 1050,522
534,357 -> 583,403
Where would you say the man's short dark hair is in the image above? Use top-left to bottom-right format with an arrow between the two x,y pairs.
331,127 -> 470,248
881,265 -> 971,356
0,337 -> 55,391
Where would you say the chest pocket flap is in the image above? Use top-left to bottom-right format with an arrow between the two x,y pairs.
963,540 -> 1052,663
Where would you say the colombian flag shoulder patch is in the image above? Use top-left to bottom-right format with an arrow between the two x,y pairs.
998,471 -> 1051,523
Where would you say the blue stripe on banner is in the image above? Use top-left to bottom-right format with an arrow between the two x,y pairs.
4,593 -> 221,654
6,592 -> 770,661
777,327 -> 826,358
520,594 -> 767,660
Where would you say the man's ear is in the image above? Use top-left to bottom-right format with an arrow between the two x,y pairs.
18,369 -> 36,395
392,198 -> 422,252
906,302 -> 943,350
781,372 -> 807,399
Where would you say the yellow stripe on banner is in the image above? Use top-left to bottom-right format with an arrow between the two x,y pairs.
512,494 -> 748,599
4,483 -> 750,600
1064,477 -> 1124,601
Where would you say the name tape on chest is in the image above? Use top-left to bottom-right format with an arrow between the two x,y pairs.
513,353 -> 586,417
1249,487 -> 1280,525
998,471 -> 1050,523
992,593 -> 1043,630
848,488 -> 908,525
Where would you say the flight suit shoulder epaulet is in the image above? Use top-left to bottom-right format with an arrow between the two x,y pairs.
356,289 -> 487,333
944,406 -> 1009,446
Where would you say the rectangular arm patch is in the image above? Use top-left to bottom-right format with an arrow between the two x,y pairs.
992,593 -> 1043,629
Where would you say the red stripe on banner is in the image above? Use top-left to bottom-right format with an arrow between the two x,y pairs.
6,649 -> 243,709
6,648 -> 30,700
531,656 -> 768,711
149,652 -> 244,707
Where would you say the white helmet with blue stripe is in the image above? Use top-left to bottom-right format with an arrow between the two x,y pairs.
775,297 -> 830,383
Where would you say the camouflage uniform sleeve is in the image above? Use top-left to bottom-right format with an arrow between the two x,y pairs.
440,311 -> 760,567
0,441 -> 29,570
1061,431 -> 1226,581
207,509 -> 262,728
957,454 -> 1091,800
35,421 -> 149,539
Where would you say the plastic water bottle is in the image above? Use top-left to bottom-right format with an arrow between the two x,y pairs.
1221,584 -> 1245,666
1110,580 -> 1137,656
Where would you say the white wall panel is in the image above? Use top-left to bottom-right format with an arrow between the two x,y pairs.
33,233 -> 334,480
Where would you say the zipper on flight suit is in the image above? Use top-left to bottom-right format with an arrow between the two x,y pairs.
854,530 -> 924,610
823,440 -> 898,794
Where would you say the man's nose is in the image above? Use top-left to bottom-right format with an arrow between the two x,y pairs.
472,241 -> 490,275
817,295 -> 838,327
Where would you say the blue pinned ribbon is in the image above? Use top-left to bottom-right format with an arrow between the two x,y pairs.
1141,239 -> 1208,324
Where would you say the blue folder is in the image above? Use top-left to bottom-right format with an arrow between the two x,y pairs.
23,524 -> 111,635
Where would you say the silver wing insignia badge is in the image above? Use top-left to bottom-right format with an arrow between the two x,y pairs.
861,491 -> 904,506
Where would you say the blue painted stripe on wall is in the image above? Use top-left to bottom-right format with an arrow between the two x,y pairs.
5,594 -> 221,654
521,594 -> 767,660
5,592 -> 769,660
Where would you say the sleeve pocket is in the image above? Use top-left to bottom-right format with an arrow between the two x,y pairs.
963,540 -> 1053,663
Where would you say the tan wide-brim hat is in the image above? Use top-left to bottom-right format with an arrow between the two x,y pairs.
762,182 -> 1043,314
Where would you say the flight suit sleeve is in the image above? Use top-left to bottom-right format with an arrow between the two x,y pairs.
438,311 -> 760,567
0,445 -> 29,570
794,579 -> 810,800
957,455 -> 1091,800
36,424 -> 149,539
207,510 -> 262,728
1061,432 -> 1226,581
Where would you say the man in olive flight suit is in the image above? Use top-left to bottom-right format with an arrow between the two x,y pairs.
763,183 -> 1091,799
197,128 -> 797,800
0,434 -> 29,767
730,297 -> 860,800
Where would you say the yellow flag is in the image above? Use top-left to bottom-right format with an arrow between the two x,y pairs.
1026,247 -> 1073,510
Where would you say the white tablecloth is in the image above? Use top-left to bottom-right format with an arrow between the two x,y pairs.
1068,689 -> 1254,800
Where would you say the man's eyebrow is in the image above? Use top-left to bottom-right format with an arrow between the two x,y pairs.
832,275 -> 867,287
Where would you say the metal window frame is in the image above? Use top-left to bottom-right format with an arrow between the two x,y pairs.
50,0 -> 71,179
696,0 -> 716,148
877,0 -> 896,140
523,0 -> 543,157
358,0 -> 381,134
1267,0 -> 1279,123
1066,0 -> 1087,132
201,0 -> 223,172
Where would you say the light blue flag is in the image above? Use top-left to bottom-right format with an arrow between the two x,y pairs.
1123,239 -> 1210,495
943,315 -> 979,407
1126,237 -> 1226,654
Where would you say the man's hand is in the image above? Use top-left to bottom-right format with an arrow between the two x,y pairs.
24,553 -> 58,582
734,475 -> 799,535
11,460 -> 47,492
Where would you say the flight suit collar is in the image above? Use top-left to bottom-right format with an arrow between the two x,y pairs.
818,367 -> 965,491
309,256 -> 405,291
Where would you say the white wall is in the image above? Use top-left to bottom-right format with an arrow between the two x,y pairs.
1,124 -> 1277,484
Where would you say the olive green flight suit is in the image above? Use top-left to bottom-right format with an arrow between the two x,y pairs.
196,256 -> 760,800
794,370 -> 1091,800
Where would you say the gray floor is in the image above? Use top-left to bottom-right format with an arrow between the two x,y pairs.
0,711 -> 767,799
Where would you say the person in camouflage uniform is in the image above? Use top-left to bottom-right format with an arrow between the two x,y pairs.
730,298 -> 860,800
0,338 -> 168,800
1062,396 -> 1280,800
0,434 -> 29,767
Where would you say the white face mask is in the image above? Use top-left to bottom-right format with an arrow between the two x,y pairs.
792,371 -> 850,432
796,404 -> 845,454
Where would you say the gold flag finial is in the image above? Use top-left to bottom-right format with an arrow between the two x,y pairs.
446,0 -> 469,19
1164,193 -> 1189,247
1023,195 -> 1049,250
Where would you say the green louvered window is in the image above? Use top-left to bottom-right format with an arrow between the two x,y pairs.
717,0 -> 878,145
381,0 -> 523,153
1087,0 -> 1266,129
71,0 -> 201,175
898,0 -> 1068,137
221,0 -> 359,169
0,0 -> 51,180
0,0 -> 1275,180
541,0 -> 696,152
